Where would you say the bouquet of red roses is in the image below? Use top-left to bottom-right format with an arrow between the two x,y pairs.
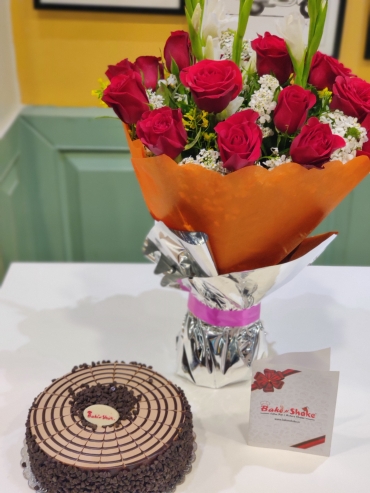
96,0 -> 370,274
95,0 -> 370,387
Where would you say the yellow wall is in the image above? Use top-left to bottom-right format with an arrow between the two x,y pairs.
11,0 -> 370,107
11,0 -> 187,106
339,0 -> 370,81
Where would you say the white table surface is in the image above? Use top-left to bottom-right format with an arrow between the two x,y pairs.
1,262 -> 370,492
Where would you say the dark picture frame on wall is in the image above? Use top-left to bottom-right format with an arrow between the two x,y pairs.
366,14 -> 370,59
34,0 -> 185,15
34,1 -> 347,58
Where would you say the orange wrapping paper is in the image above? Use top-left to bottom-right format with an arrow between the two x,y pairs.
125,125 -> 370,274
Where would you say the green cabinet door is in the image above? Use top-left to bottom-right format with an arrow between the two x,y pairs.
20,107 -> 153,264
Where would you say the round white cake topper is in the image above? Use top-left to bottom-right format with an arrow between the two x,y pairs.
83,404 -> 119,427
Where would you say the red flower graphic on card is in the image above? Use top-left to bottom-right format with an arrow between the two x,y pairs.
253,369 -> 285,392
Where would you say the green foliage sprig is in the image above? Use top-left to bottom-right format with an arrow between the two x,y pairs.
232,0 -> 254,67
295,0 -> 328,87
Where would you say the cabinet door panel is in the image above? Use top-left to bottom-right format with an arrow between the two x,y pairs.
0,120 -> 35,281
61,152 -> 153,262
0,156 -> 20,270
313,174 -> 370,266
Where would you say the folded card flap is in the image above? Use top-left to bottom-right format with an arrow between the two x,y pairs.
262,348 -> 331,371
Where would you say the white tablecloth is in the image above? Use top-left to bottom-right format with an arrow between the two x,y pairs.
0,263 -> 369,492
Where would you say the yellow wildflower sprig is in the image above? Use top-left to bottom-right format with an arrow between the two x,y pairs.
182,107 -> 218,153
91,79 -> 110,107
317,87 -> 333,113
183,108 -> 209,131
318,87 -> 332,102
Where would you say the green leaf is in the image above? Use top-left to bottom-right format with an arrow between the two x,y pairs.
184,127 -> 202,151
307,0 -> 317,42
157,81 -> 172,106
185,0 -> 194,17
170,58 -> 180,77
302,0 -> 328,86
232,0 -> 254,66
199,0 -> 206,39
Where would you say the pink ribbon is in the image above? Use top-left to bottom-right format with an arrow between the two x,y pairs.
188,293 -> 261,328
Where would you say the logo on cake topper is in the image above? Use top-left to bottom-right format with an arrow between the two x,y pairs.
83,404 -> 120,427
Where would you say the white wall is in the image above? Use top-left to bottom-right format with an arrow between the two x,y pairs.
0,0 -> 21,138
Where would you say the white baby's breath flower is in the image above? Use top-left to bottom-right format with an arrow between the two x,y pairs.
263,154 -> 292,170
179,149 -> 228,174
146,89 -> 165,109
219,30 -> 234,60
260,146 -> 291,169
166,74 -> 178,87
219,30 -> 252,64
258,75 -> 280,92
260,126 -> 274,138
242,40 -> 254,64
249,88 -> 275,119
180,156 -> 197,165
248,75 -> 280,136
319,110 -> 368,163
196,149 -> 222,170
157,74 -> 177,89
174,93 -> 188,104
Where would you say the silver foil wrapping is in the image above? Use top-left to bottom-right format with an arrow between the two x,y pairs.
144,222 -> 336,388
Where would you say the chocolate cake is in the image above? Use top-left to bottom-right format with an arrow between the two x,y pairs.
25,362 -> 194,493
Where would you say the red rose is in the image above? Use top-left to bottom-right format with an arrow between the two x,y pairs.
308,51 -> 353,91
102,72 -> 149,124
251,32 -> 293,85
164,31 -> 193,73
290,117 -> 345,168
136,107 -> 187,159
358,139 -> 370,158
215,109 -> 262,171
357,114 -> 370,158
180,59 -> 243,114
106,58 -> 134,81
274,85 -> 316,134
331,76 -> 370,123
106,57 -> 163,91
134,56 -> 164,91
